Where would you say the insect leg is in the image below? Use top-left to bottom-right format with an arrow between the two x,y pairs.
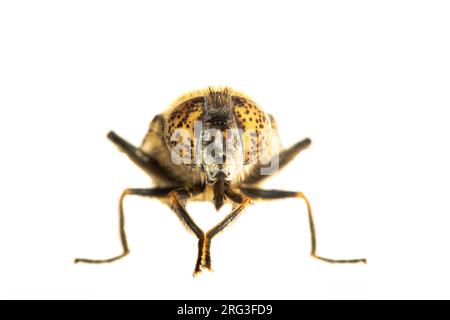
202,189 -> 252,272
239,188 -> 367,264
75,187 -> 174,264
168,187 -> 207,277
108,131 -> 181,184
243,138 -> 312,185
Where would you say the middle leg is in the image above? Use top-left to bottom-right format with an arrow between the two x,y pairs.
75,187 -> 175,264
240,187 -> 367,264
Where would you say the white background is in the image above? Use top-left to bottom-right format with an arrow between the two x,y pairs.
0,1 -> 449,299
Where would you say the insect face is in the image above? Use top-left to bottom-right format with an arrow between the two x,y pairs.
164,88 -> 254,184
197,90 -> 245,183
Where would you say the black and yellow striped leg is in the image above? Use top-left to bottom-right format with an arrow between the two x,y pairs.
75,187 -> 175,264
240,188 -> 367,264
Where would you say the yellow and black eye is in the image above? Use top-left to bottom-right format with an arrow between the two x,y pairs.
231,96 -> 273,164
164,97 -> 204,164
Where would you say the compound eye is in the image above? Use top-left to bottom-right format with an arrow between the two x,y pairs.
164,98 -> 204,165
232,99 -> 273,164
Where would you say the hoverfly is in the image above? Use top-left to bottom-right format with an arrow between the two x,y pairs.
75,87 -> 366,276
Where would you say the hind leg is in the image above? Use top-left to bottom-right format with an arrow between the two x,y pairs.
243,138 -> 312,185
107,130 -> 181,184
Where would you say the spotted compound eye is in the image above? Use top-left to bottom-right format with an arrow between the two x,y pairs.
164,90 -> 274,167
164,97 -> 204,165
232,96 -> 273,164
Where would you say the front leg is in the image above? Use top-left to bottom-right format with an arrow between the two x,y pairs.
167,187 -> 207,276
201,189 -> 252,273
